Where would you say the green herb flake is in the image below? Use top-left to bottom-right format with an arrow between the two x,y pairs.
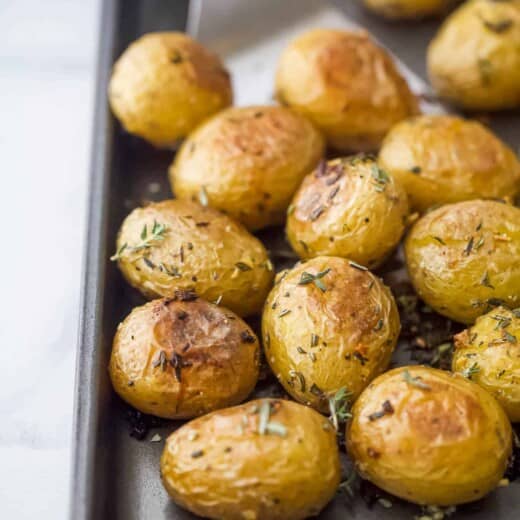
349,260 -> 368,271
462,362 -> 480,380
297,268 -> 331,292
504,331 -> 517,344
402,369 -> 431,390
371,164 -> 390,191
278,309 -> 291,318
328,387 -> 353,431
110,220 -> 168,261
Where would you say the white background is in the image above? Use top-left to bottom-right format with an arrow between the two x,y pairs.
0,1 -> 99,518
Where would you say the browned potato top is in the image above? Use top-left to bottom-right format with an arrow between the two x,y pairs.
161,399 -> 340,519
286,155 -> 409,268
170,105 -> 324,230
110,297 -> 259,419
109,32 -> 232,147
275,29 -> 419,151
379,114 -> 520,212
405,199 -> 520,323
347,366 -> 512,506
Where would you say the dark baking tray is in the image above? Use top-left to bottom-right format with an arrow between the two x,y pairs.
70,1 -> 519,519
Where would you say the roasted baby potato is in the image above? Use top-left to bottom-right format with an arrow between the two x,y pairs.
262,256 -> 400,412
170,106 -> 324,230
453,306 -> 520,422
379,115 -> 520,212
286,155 -> 409,269
112,200 -> 273,317
161,399 -> 340,519
108,32 -> 232,147
275,29 -> 419,152
347,366 -> 512,506
405,200 -> 520,324
364,0 -> 456,19
109,297 -> 259,419
428,0 -> 520,110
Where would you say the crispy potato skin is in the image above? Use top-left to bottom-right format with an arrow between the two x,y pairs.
364,0 -> 455,19
108,32 -> 232,147
262,257 -> 400,411
286,156 -> 409,269
114,200 -> 273,317
453,307 -> 520,422
405,200 -> 520,324
160,399 -> 340,520
275,29 -> 419,152
347,366 -> 512,506
109,298 -> 259,419
428,0 -> 520,110
379,115 -> 520,212
170,106 -> 324,231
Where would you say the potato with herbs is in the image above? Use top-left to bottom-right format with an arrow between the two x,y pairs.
405,200 -> 520,324
428,0 -> 520,110
286,156 -> 409,269
108,32 -> 232,147
453,306 -> 520,422
262,256 -> 400,412
364,0 -> 456,19
170,106 -> 324,231
347,366 -> 512,506
275,29 -> 419,152
379,115 -> 520,212
112,200 -> 273,317
161,398 -> 340,519
110,297 -> 259,419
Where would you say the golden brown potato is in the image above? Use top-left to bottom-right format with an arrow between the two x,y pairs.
108,32 -> 232,147
109,297 -> 259,419
161,398 -> 340,519
275,29 -> 419,152
170,106 -> 324,230
347,366 -> 512,506
112,200 -> 273,317
405,200 -> 520,324
286,155 -> 409,269
262,256 -> 400,412
379,115 -> 520,212
364,0 -> 456,19
428,0 -> 520,110
453,306 -> 520,422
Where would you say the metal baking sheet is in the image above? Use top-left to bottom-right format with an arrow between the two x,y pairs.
70,1 -> 519,519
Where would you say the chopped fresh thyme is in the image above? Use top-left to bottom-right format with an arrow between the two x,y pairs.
504,331 -> 517,344
235,262 -> 252,271
278,309 -> 291,318
328,387 -> 353,431
462,362 -> 480,380
433,236 -> 446,245
257,401 -> 287,437
298,268 -> 331,292
371,164 -> 390,192
110,220 -> 168,261
349,260 -> 368,271
402,369 -> 431,390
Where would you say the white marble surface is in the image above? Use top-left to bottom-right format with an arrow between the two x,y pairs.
0,1 -> 99,518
